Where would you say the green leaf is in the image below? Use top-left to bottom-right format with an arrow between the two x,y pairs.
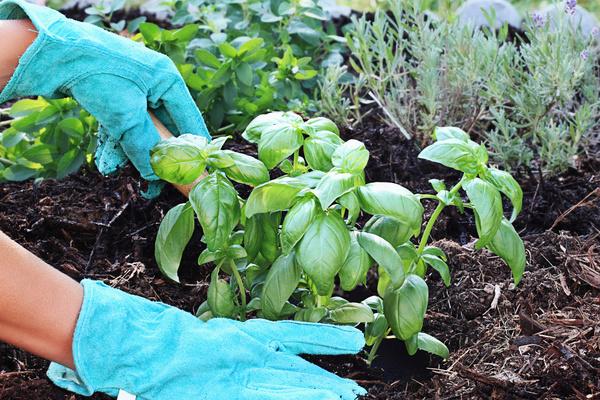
219,150 -> 269,187
365,314 -> 389,346
190,173 -> 241,251
418,139 -> 479,175
417,332 -> 449,360
21,145 -> 58,165
207,267 -> 235,318
296,211 -> 351,295
238,38 -> 264,58
56,148 -> 84,179
364,215 -> 413,248
330,303 -> 374,324
205,151 -> 235,169
422,246 -> 447,260
314,169 -> 355,210
338,191 -> 360,225
487,218 -> 526,285
302,117 -> 339,136
339,231 -> 374,291
8,98 -> 45,118
236,62 -> 254,86
218,43 -> 238,58
303,131 -> 343,172
377,267 -> 392,298
421,254 -> 450,286
150,136 -> 207,185
357,232 -> 405,290
396,243 -> 419,274
2,164 -> 38,181
243,112 -> 303,143
244,212 -> 280,266
356,183 -> 423,236
1,128 -> 27,148
155,202 -> 194,282
196,49 -> 221,69
258,124 -> 304,169
483,167 -> 523,222
281,196 -> 318,254
245,177 -> 307,217
262,252 -> 302,320
463,178 -> 503,249
197,248 -> 225,265
433,126 -> 469,142
210,62 -> 233,85
57,118 -> 85,137
384,274 -> 428,341
139,22 -> 160,43
332,140 -> 369,173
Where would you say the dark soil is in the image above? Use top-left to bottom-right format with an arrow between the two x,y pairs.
1,119 -> 599,399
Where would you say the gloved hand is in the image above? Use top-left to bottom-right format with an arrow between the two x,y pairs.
47,280 -> 367,400
0,0 -> 210,197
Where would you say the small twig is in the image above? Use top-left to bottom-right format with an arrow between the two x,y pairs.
490,284 -> 501,309
0,371 -> 35,377
550,188 -> 600,231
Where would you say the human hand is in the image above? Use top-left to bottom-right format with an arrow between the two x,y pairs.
47,280 -> 367,400
0,0 -> 210,197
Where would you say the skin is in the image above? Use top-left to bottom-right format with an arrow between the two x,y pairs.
0,20 -> 82,371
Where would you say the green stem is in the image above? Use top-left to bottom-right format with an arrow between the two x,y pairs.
293,150 -> 299,170
417,177 -> 465,254
367,328 -> 391,366
229,259 -> 247,322
0,157 -> 16,166
0,119 -> 15,127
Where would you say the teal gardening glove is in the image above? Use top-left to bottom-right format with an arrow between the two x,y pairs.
47,280 -> 367,399
0,0 -> 210,197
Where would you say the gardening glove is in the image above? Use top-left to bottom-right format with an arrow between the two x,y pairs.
47,280 -> 367,400
0,0 -> 210,197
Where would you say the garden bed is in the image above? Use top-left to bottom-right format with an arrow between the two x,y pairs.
1,122 -> 598,399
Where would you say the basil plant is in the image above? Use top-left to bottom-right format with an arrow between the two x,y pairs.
150,113 -> 525,363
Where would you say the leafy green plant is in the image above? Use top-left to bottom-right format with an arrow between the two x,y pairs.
150,112 -> 525,363
0,97 -> 97,182
345,0 -> 599,175
134,0 -> 346,132
84,0 -> 146,34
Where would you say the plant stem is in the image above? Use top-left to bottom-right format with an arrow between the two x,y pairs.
367,328 -> 391,366
293,150 -> 299,170
0,119 -> 15,126
417,177 -> 465,253
0,157 -> 16,166
229,259 -> 247,322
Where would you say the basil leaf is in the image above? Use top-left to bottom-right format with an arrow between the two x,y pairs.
332,139 -> 370,173
220,150 -> 269,187
281,196 -> 319,254
356,182 -> 423,236
433,126 -> 469,142
463,178 -> 503,249
484,167 -> 523,222
330,303 -> 374,324
314,169 -> 355,210
207,267 -> 235,318
357,232 -> 405,290
244,213 -> 279,266
421,254 -> 450,286
258,124 -> 303,169
302,117 -> 339,136
150,138 -> 207,185
364,215 -> 413,247
365,314 -> 389,346
487,218 -> 526,285
262,252 -> 302,320
296,211 -> 351,295
155,202 -> 194,282
338,191 -> 361,225
384,274 -> 428,341
339,231 -> 374,291
418,139 -> 479,175
417,332 -> 450,360
245,177 -> 307,217
190,173 -> 241,251
243,111 -> 302,143
303,131 -> 344,171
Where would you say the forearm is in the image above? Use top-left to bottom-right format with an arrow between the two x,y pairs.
0,230 -> 83,370
0,19 -> 38,90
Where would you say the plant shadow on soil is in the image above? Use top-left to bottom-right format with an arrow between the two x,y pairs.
0,118 -> 599,399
